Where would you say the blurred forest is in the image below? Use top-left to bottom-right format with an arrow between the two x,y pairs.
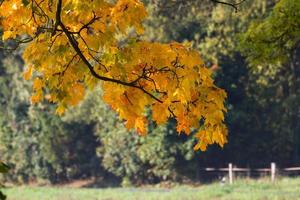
0,0 -> 300,186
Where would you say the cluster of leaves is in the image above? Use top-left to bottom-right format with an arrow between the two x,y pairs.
239,0 -> 300,163
0,0 -> 228,151
240,0 -> 300,67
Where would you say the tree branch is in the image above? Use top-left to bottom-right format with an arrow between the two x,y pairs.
210,0 -> 247,12
55,0 -> 163,103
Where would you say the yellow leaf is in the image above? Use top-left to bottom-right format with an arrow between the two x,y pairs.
33,78 -> 43,91
67,83 -> 85,106
23,66 -> 33,81
55,104 -> 66,116
135,117 -> 147,136
152,102 -> 169,125
31,91 -> 43,104
2,31 -> 14,40
193,141 -> 207,151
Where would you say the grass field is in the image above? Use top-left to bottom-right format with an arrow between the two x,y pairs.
3,177 -> 300,200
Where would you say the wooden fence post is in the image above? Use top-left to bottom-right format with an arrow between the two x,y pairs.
271,162 -> 276,182
229,163 -> 233,184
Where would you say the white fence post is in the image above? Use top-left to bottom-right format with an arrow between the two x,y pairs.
247,165 -> 251,179
229,163 -> 233,184
271,162 -> 276,182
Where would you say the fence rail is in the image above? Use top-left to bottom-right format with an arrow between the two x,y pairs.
283,167 -> 300,171
200,163 -> 300,184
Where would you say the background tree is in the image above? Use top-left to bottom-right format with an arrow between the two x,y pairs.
240,0 -> 300,163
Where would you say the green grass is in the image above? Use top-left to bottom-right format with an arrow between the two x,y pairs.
3,177 -> 300,200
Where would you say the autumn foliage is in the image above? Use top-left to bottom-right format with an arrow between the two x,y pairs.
0,0 -> 227,151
